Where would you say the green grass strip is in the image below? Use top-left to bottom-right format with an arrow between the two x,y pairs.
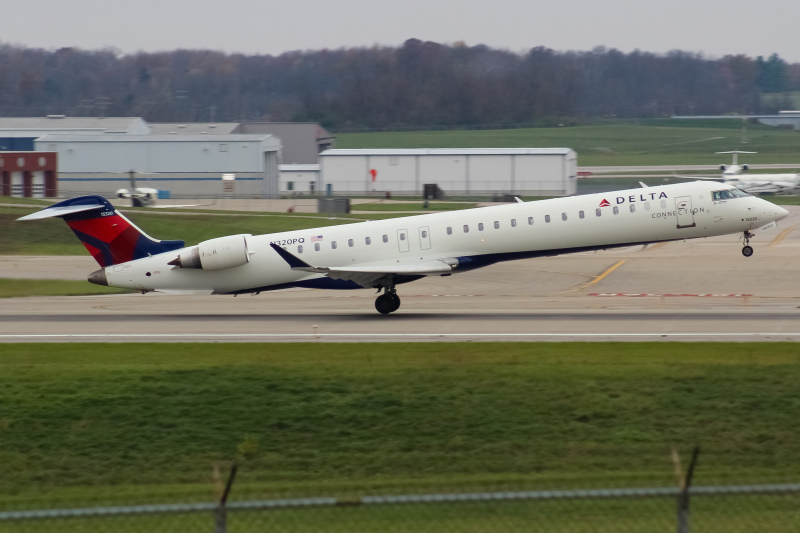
1,342 -> 799,507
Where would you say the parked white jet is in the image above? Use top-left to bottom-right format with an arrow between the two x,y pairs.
18,181 -> 788,314
681,151 -> 800,194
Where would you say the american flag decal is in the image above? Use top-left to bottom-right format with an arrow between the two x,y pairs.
310,235 -> 323,242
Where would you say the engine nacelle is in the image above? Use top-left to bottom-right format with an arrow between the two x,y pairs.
742,164 -> 749,172
170,234 -> 252,270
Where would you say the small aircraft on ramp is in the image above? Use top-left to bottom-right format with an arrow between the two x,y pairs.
18,181 -> 788,314
679,151 -> 800,194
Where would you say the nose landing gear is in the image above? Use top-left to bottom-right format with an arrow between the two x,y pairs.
375,287 -> 401,314
742,230 -> 754,257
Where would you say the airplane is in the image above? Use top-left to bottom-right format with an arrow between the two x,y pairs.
17,180 -> 789,314
678,151 -> 800,194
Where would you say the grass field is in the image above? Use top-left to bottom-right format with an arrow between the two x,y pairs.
1,342 -> 799,510
336,119 -> 800,167
352,201 -> 477,211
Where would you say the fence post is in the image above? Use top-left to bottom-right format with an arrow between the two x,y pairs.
676,447 -> 700,533
215,463 -> 238,533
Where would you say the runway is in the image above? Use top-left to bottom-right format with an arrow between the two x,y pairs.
3,207 -> 800,342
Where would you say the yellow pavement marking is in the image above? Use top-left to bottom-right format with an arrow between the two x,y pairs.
568,260 -> 626,292
646,242 -> 669,251
768,223 -> 800,248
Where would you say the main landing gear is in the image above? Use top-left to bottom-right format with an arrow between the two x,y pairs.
742,230 -> 754,258
375,287 -> 401,315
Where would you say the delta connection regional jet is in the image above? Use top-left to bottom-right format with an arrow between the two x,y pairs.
18,181 -> 788,314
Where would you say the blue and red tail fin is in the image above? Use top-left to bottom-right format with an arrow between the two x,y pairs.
17,195 -> 185,267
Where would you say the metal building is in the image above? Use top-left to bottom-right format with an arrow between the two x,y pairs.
34,134 -> 281,198
0,116 -> 150,151
236,123 -> 335,164
319,148 -> 577,196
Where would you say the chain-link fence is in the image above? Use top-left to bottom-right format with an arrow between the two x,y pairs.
2,482 -> 799,533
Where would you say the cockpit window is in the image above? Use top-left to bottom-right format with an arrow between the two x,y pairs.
730,188 -> 750,197
713,190 -> 742,200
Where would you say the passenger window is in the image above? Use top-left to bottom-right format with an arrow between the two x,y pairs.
421,230 -> 428,238
298,245 -> 303,253
645,203 -> 650,211
494,221 -> 500,229
447,227 -> 453,235
545,215 -> 551,223
596,208 -> 601,217
511,219 -> 517,227
528,217 -> 533,225
478,223 -> 484,231
348,239 -> 354,247
365,237 -> 371,245
579,210 -> 585,219
660,200 -> 667,209
332,241 -> 337,249
400,233 -> 406,241
613,206 -> 619,215
630,204 -> 636,213
382,234 -> 388,243
314,243 -> 320,251
561,213 -> 567,221
463,225 -> 469,233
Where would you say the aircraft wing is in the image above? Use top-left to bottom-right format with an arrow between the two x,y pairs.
270,243 -> 456,288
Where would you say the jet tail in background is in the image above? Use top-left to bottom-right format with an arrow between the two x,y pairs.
17,196 -> 185,267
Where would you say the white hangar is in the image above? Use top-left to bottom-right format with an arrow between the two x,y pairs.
317,148 -> 577,197
34,134 -> 281,198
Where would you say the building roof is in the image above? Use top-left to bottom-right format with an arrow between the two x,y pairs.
148,123 -> 241,134
36,134 -> 276,143
320,148 -> 574,156
0,116 -> 147,133
239,122 -> 334,140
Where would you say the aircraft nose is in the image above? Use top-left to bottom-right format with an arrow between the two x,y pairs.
775,205 -> 790,221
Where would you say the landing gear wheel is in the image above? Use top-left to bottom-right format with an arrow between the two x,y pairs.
375,293 -> 396,314
741,230 -> 755,258
375,290 -> 401,314
389,292 -> 401,312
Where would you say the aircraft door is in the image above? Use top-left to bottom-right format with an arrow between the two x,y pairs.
418,226 -> 431,250
397,229 -> 410,252
675,196 -> 696,229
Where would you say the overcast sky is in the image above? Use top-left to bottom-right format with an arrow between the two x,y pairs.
3,0 -> 799,62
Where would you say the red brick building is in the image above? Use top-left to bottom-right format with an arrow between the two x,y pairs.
0,152 -> 57,197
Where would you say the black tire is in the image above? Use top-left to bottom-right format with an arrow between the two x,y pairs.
742,245 -> 754,257
375,293 -> 396,314
390,293 -> 401,312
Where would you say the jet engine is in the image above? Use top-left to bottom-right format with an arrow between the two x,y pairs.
169,234 -> 252,270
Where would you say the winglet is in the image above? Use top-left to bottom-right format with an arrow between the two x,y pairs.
270,242 -> 315,270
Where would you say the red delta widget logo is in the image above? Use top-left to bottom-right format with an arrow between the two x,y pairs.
599,192 -> 668,207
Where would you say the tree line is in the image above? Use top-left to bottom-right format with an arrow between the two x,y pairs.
0,39 -> 798,131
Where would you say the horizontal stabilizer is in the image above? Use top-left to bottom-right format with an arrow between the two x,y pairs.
16,202 -> 106,221
16,195 -> 184,267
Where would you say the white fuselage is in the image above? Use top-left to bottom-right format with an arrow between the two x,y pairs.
102,181 -> 788,294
